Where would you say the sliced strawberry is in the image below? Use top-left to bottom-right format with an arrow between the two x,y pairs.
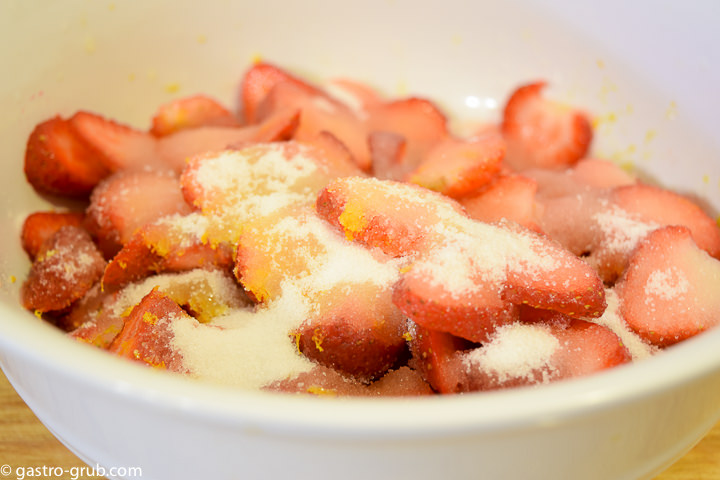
366,97 -> 450,180
293,286 -> 407,381
102,213 -> 234,291
324,77 -> 384,114
69,111 -> 164,172
406,322 -> 475,394
459,318 -> 630,391
24,116 -> 111,197
150,94 -> 241,136
365,366 -> 434,396
240,61 -> 319,124
85,170 -> 193,258
571,158 -> 635,189
157,108 -> 300,173
66,284 -> 124,347
459,174 -> 541,231
107,288 -> 190,371
298,131 -> 365,178
316,176 -> 465,258
611,183 -> 720,258
257,80 -> 371,170
21,226 -> 106,313
368,131 -> 406,178
407,132 -> 505,198
501,81 -> 593,170
20,210 -> 85,260
616,226 -> 720,346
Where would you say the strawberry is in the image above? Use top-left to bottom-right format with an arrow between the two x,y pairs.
257,80 -> 371,170
406,322 -> 475,394
264,365 -> 368,396
501,81 -> 593,170
298,131 -> 365,178
293,286 -> 407,381
102,213 -> 235,291
157,108 -> 301,173
316,176 -> 465,258
368,131 -> 406,178
366,97 -> 450,180
570,158 -> 635,189
459,317 -> 631,391
407,132 -> 505,198
324,78 -> 384,114
365,366 -> 434,396
20,210 -> 85,260
150,94 -> 241,136
66,284 -> 124,346
611,183 -> 720,258
85,170 -> 193,258
24,116 -> 111,197
21,226 -> 106,314
69,111 -> 165,172
616,226 -> 720,347
240,61 -> 319,124
459,174 -> 541,231
107,288 -> 191,371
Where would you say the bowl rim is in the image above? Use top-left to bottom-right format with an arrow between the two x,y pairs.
2,300 -> 720,439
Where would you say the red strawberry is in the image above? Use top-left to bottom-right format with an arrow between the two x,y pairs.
365,366 -> 434,396
293,287 -> 407,381
21,226 -> 106,314
406,322 -> 475,394
501,81 -> 593,170
66,284 -> 124,346
407,132 -> 505,198
316,176 -> 465,258
616,226 -> 720,346
21,210 -> 85,260
107,288 -> 191,371
324,78 -> 384,113
459,174 -> 541,231
69,111 -> 164,172
102,214 -> 235,291
240,61 -> 319,124
368,131 -> 406,178
611,183 -> 720,258
298,131 -> 365,179
366,97 -> 450,180
571,158 -> 635,189
157,108 -> 301,173
24,116 -> 111,197
85,170 -> 193,258
459,318 -> 631,391
150,94 -> 241,136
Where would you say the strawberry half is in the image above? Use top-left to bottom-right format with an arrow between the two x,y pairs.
501,81 -> 593,170
21,225 -> 106,314
150,94 -> 241,136
21,210 -> 85,260
24,116 -> 111,197
616,226 -> 720,346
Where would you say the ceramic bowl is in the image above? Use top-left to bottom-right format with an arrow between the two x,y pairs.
1,1 -> 719,479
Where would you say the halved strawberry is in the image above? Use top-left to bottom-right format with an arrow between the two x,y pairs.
324,77 -> 384,114
157,108 -> 301,173
407,132 -> 505,198
107,288 -> 191,371
366,97 -> 450,180
611,183 -> 720,258
571,158 -> 635,189
368,131 -> 406,178
406,321 -> 475,394
459,174 -> 541,231
240,61 -> 319,124
501,81 -> 593,170
102,213 -> 235,291
316,176 -> 465,257
293,285 -> 407,381
69,111 -> 164,172
21,210 -> 85,260
365,366 -> 434,396
85,170 -> 193,258
150,94 -> 241,136
616,226 -> 720,346
24,116 -> 111,197
459,318 -> 630,391
21,225 -> 106,313
298,131 -> 365,179
66,284 -> 124,346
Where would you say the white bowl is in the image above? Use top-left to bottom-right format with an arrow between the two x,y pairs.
1,1 -> 719,479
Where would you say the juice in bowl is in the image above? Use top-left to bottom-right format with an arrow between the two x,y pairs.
0,1 -> 719,480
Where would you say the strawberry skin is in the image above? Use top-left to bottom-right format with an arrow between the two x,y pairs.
24,116 -> 111,197
459,174 -> 541,231
617,226 -> 720,346
502,81 -> 593,170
